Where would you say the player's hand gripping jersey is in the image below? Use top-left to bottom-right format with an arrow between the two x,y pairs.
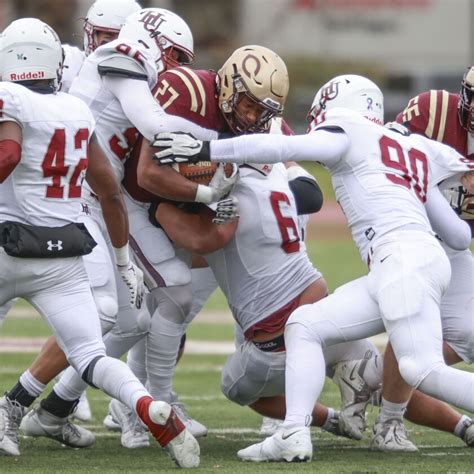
0,82 -> 95,227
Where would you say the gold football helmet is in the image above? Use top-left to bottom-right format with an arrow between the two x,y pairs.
217,45 -> 289,133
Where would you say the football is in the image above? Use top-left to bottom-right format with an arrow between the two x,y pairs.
172,162 -> 234,185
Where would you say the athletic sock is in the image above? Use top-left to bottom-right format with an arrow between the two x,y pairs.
135,395 -> 184,447
40,390 -> 78,418
19,370 -> 46,399
379,397 -> 408,422
454,415 -> 472,438
6,380 -> 38,408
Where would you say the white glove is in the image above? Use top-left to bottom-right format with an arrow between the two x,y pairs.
117,261 -> 144,309
209,163 -> 239,200
152,132 -> 209,164
213,195 -> 240,225
195,163 -> 239,204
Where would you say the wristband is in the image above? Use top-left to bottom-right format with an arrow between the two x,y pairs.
113,243 -> 130,267
195,184 -> 214,204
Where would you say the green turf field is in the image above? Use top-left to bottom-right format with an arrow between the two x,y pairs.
1,236 -> 473,472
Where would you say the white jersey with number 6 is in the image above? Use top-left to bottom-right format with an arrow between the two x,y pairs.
0,82 -> 95,227
205,166 -> 319,334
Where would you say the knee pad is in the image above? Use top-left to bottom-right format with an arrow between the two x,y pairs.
94,295 -> 118,334
150,284 -> 193,324
81,355 -> 104,388
397,355 -> 435,388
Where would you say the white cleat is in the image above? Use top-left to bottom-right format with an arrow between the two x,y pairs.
71,392 -> 92,422
332,358 -> 372,440
461,419 -> 474,447
20,405 -> 95,448
0,396 -> 25,456
172,402 -> 208,438
103,413 -> 121,432
370,418 -> 418,452
237,427 -> 312,463
148,400 -> 200,468
259,417 -> 283,437
109,399 -> 149,449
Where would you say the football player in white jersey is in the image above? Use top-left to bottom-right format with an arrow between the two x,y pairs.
152,160 -> 384,438
0,18 -> 199,468
16,7 -> 228,451
153,75 -> 474,462
61,0 -> 141,93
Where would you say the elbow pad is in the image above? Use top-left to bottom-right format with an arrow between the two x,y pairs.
289,176 -> 324,215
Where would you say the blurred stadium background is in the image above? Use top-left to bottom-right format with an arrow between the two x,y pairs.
1,0 -> 473,131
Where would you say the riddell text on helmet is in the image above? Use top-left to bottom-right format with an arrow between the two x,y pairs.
9,71 -> 45,80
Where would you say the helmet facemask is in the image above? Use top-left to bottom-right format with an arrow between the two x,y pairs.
458,67 -> 474,133
221,72 -> 283,134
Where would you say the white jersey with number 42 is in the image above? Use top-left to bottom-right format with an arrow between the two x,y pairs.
314,108 -> 472,260
0,82 -> 95,227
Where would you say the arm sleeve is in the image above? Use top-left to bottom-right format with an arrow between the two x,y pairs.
104,76 -> 218,142
425,186 -> 472,251
288,177 -> 323,215
209,129 -> 348,167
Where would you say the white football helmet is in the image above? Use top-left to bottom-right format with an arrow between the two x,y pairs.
83,0 -> 141,56
0,18 -> 63,91
118,8 -> 194,73
307,74 -> 384,128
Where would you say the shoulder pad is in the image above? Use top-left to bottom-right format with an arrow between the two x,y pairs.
98,55 -> 148,81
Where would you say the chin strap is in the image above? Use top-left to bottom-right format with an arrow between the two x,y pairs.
16,80 -> 56,94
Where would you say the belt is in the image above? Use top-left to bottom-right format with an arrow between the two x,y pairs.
253,333 -> 285,352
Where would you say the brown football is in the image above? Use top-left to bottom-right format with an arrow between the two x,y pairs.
172,162 -> 234,185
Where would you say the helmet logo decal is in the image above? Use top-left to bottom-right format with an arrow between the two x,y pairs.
139,11 -> 166,34
242,54 -> 261,80
321,80 -> 340,102
367,97 -> 373,110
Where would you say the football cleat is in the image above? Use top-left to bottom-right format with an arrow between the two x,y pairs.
20,405 -> 95,448
71,392 -> 92,422
172,402 -> 208,438
259,417 -> 283,437
109,399 -> 149,449
103,412 -> 121,432
370,417 -> 418,452
461,419 -> 474,447
0,395 -> 25,456
146,400 -> 200,468
332,358 -> 372,440
237,427 -> 312,463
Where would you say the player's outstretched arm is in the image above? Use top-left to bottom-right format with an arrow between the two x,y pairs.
104,76 -> 218,142
153,129 -> 349,167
